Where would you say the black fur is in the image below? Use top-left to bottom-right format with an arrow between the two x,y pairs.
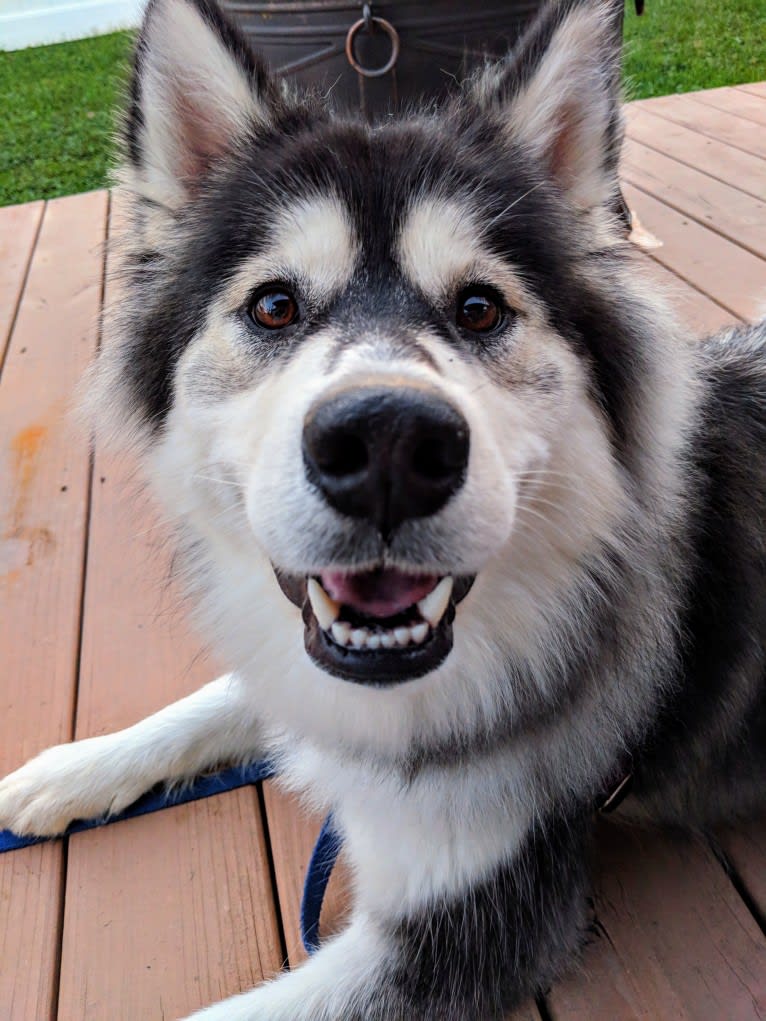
386,811 -> 590,1020
636,327 -> 766,821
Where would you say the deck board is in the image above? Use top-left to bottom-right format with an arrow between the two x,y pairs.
0,192 -> 108,1021
738,82 -> 766,100
641,259 -> 736,336
550,825 -> 766,1020
624,107 -> 766,202
2,83 -> 766,1020
622,138 -> 766,259
630,94 -> 766,159
717,818 -> 766,924
0,201 -> 43,370
621,183 -> 766,321
687,85 -> 766,128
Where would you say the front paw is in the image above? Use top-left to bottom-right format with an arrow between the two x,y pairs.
0,738 -> 152,837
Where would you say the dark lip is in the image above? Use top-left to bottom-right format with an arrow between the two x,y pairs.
274,568 -> 475,687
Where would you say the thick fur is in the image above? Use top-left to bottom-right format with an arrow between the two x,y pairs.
2,1 -> 766,1018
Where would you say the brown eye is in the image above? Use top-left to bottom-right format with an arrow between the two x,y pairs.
249,288 -> 298,330
456,289 -> 502,333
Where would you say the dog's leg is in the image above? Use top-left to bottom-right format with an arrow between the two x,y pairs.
184,811 -> 590,1021
0,674 -> 265,837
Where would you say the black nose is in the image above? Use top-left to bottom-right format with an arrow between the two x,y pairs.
302,386 -> 469,537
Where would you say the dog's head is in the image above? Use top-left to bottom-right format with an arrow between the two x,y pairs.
94,0 -> 682,752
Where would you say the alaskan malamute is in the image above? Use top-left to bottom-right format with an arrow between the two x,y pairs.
2,0 -> 765,1017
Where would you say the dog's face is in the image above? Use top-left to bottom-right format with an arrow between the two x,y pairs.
96,0 -> 662,750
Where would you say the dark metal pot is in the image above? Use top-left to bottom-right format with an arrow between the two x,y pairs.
219,0 -> 548,118
221,1 -> 634,229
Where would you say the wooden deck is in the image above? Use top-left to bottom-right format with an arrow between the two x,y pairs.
1,83 -> 765,1020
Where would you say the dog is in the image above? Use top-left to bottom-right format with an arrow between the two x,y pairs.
1,0 -> 765,1017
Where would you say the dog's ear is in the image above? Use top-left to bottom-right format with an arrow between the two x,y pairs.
123,0 -> 281,207
473,0 -> 624,211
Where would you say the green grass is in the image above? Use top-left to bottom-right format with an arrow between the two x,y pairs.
0,1 -> 764,207
0,31 -> 133,207
623,0 -> 765,100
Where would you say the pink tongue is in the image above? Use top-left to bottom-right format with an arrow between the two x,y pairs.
321,568 -> 439,619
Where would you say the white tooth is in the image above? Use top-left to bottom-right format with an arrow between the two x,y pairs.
351,628 -> 368,649
331,621 -> 351,646
308,578 -> 341,631
394,626 -> 411,647
366,633 -> 381,650
416,576 -> 453,627
380,631 -> 396,649
411,622 -> 429,644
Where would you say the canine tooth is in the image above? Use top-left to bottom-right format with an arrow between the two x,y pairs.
351,628 -> 368,649
380,631 -> 396,649
411,622 -> 429,644
394,626 -> 411,647
308,578 -> 341,631
366,633 -> 381,650
416,577 -> 453,627
331,621 -> 351,646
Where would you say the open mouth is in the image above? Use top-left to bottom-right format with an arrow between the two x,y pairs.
275,566 -> 475,686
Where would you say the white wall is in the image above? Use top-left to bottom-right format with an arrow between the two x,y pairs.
0,0 -> 147,51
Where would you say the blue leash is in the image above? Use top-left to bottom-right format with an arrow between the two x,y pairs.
0,760 -> 340,955
300,813 -> 343,953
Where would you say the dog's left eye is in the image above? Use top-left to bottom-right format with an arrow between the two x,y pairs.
455,288 -> 503,333
248,288 -> 298,330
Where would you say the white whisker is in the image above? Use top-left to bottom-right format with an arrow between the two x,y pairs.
484,182 -> 545,229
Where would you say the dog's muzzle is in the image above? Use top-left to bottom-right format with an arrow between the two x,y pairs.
276,385 -> 474,685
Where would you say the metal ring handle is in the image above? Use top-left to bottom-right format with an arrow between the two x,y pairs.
345,13 -> 400,78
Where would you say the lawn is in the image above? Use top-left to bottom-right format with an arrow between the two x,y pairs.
0,0 -> 764,207
0,30 -> 133,207
623,0 -> 765,100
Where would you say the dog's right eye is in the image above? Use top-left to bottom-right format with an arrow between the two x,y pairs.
248,288 -> 298,330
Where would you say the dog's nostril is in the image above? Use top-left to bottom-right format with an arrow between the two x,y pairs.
412,430 -> 468,481
316,430 -> 368,477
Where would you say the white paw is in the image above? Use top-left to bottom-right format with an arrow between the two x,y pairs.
0,737 -> 155,837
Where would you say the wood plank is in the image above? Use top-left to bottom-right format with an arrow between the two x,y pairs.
625,107 -> 766,202
688,86 -> 766,128
0,192 -> 108,1021
59,791 -> 279,1020
548,822 -> 766,1020
622,138 -> 766,259
737,83 -> 766,101
57,194 -> 284,1019
262,785 -> 351,966
640,258 -> 737,337
716,815 -> 766,922
630,94 -> 766,160
0,201 -> 43,368
622,183 -> 766,322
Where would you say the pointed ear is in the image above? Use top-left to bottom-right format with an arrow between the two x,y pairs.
474,0 -> 625,211
124,0 -> 281,207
